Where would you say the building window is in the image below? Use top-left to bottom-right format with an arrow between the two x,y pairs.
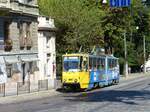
6,64 -> 12,78
26,23 -> 32,50
19,22 -> 26,50
18,0 -> 34,4
19,22 -> 24,49
6,63 -> 21,78
4,21 -> 12,52
0,67 -> 3,75
12,63 -> 21,73
19,22 -> 32,50
28,62 -> 38,74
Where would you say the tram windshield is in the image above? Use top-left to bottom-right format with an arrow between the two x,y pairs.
63,56 -> 80,72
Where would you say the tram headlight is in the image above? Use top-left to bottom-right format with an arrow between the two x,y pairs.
74,79 -> 78,83
63,79 -> 66,83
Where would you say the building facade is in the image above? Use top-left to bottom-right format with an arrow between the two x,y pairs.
0,0 -> 39,94
38,16 -> 56,88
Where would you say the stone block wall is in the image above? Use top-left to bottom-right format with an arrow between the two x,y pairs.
31,21 -> 38,52
8,19 -> 38,53
9,21 -> 20,52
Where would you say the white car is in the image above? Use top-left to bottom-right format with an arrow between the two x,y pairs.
141,60 -> 150,72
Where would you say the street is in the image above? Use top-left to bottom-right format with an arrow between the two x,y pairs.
1,75 -> 150,112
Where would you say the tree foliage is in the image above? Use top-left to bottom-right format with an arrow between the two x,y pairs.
38,0 -> 105,53
38,0 -> 150,74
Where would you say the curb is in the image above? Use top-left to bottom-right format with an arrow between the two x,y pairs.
120,73 -> 150,81
0,73 -> 149,104
0,89 -> 60,104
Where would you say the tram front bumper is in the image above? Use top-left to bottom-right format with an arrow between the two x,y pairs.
62,72 -> 80,83
63,83 -> 80,89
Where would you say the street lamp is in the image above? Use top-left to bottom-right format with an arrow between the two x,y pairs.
143,35 -> 146,73
136,26 -> 139,30
102,0 -> 107,4
124,32 -> 128,77
136,26 -> 146,73
96,0 -> 107,6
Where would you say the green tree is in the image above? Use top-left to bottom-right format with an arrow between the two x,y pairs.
38,0 -> 150,74
38,0 -> 106,75
38,0 -> 105,52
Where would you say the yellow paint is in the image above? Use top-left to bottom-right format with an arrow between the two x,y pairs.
62,53 -> 90,89
63,53 -> 88,57
62,72 -> 80,83
62,71 -> 90,89
79,72 -> 90,89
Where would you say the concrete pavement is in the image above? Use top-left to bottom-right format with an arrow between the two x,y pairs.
0,72 -> 149,104
0,89 -> 60,104
0,73 -> 150,112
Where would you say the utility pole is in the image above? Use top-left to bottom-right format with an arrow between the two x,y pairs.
109,0 -> 130,77
143,35 -> 146,73
124,32 -> 128,77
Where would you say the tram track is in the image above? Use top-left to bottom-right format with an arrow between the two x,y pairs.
43,75 -> 150,112
85,75 -> 150,112
0,75 -> 150,112
62,75 -> 150,99
57,76 -> 150,112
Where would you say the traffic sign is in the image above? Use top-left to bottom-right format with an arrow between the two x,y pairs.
110,0 -> 131,7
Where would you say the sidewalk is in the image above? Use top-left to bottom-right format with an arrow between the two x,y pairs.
0,73 -> 149,104
0,89 -> 60,104
120,72 -> 150,81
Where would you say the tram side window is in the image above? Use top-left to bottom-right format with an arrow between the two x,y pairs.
80,56 -> 83,71
109,59 -> 116,69
97,58 -> 104,70
111,59 -> 115,68
111,59 -> 113,68
0,67 -> 3,74
108,59 -> 111,69
97,58 -> 101,70
114,60 -> 117,68
89,57 -> 97,71
93,58 -> 97,71
101,58 -> 105,69
112,59 -> 115,68
111,60 -> 113,68
110,59 -> 112,68
82,57 -> 88,71
89,57 -> 92,70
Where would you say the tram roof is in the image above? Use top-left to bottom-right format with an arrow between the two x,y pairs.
63,53 -> 118,59
62,53 -> 88,57
89,54 -> 118,59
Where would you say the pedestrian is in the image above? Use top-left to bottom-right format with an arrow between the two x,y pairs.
128,67 -> 131,74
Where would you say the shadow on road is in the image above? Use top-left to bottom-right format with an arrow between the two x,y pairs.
56,88 -> 85,93
64,89 -> 150,105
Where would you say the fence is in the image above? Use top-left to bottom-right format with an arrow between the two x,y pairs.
0,83 -> 5,97
17,81 -> 30,95
0,79 -> 51,97
38,79 -> 48,91
17,79 -> 48,95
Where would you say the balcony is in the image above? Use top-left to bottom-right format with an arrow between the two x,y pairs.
0,0 -> 39,16
0,0 -> 10,9
10,0 -> 39,16
4,38 -> 13,52
20,37 -> 33,50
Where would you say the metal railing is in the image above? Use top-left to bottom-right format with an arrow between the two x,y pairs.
0,83 -> 5,97
17,81 -> 30,95
0,79 -> 50,97
38,79 -> 48,91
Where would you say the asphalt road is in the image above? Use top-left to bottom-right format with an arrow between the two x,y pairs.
1,75 -> 150,112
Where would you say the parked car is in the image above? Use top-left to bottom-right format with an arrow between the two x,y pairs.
141,60 -> 150,72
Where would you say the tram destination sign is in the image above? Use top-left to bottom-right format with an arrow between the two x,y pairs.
110,0 -> 131,7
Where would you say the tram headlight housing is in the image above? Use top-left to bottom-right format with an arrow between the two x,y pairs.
63,79 -> 66,83
74,79 -> 78,83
